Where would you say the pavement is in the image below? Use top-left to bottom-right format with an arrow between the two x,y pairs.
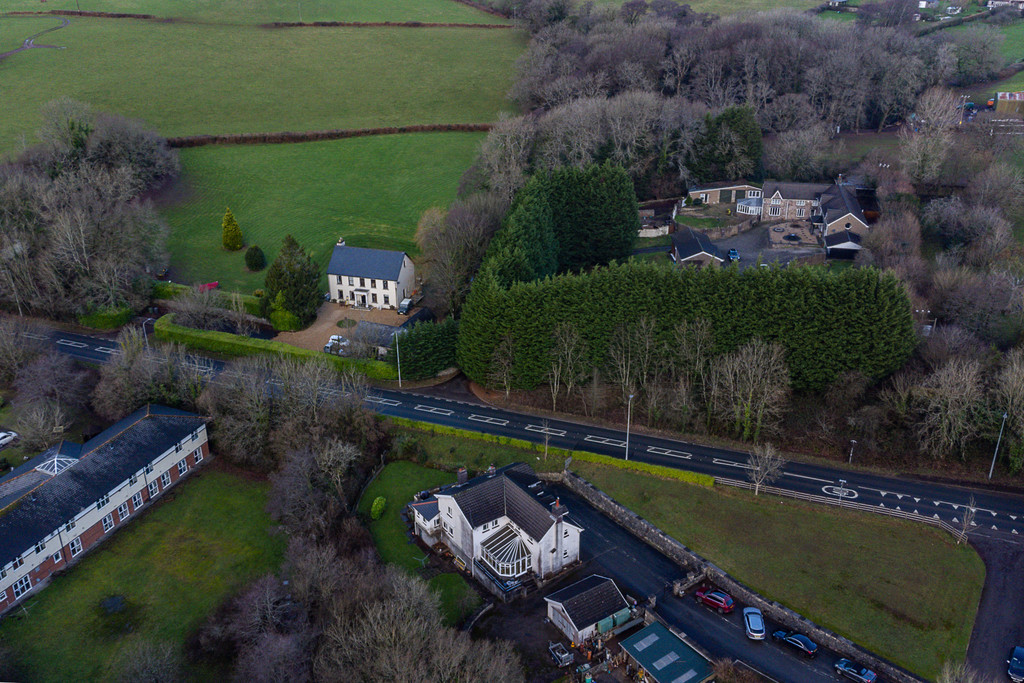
713,227 -> 823,270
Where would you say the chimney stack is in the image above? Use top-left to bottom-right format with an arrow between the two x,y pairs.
457,467 -> 468,485
337,237 -> 346,247
486,464 -> 496,477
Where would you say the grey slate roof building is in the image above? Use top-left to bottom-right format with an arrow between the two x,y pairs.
671,226 -> 722,264
447,463 -> 558,541
544,574 -> 630,642
0,405 -> 205,567
327,243 -> 408,281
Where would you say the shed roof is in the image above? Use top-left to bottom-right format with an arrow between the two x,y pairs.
0,405 -> 205,567
544,575 -> 628,631
327,244 -> 408,281
620,622 -> 713,683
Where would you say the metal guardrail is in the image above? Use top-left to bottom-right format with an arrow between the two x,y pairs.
716,477 -> 962,539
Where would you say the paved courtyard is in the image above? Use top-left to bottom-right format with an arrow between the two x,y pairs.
714,225 -> 823,269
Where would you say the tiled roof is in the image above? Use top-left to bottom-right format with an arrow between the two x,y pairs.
545,574 -> 628,630
411,498 -> 439,522
761,181 -> 831,201
0,405 -> 205,567
823,230 -> 862,248
326,244 -> 408,281
689,180 -> 760,191
819,184 -> 867,227
353,321 -> 400,348
442,463 -> 559,541
671,226 -> 721,262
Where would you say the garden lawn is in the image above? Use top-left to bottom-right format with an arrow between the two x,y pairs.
0,18 -> 523,155
391,423 -> 565,474
359,461 -> 480,625
572,462 -> 983,680
2,0 -> 505,24
159,132 -> 484,291
0,469 -> 284,683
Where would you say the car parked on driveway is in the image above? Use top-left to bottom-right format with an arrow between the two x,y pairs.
694,588 -> 734,614
727,248 -> 740,262
1009,646 -> 1024,683
323,335 -> 350,356
834,658 -> 877,682
771,630 -> 818,658
0,431 -> 17,448
742,607 -> 766,640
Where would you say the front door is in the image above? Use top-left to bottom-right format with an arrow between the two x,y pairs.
359,294 -> 366,307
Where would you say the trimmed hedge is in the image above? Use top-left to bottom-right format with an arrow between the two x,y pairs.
152,281 -> 191,300
388,417 -> 715,488
78,305 -> 133,330
167,124 -> 493,149
154,314 -> 397,380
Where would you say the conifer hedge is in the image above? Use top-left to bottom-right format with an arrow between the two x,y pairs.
456,261 -> 916,391
385,318 -> 459,380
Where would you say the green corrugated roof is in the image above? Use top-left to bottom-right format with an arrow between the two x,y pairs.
619,622 -> 713,683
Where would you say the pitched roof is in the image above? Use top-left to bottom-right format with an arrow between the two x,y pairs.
689,180 -> 760,192
326,243 -> 408,281
439,463 -> 561,541
410,498 -> 439,522
823,230 -> 863,248
0,405 -> 205,567
761,181 -> 831,201
545,575 -> 628,630
352,321 -> 400,348
671,226 -> 721,262
620,622 -> 714,683
819,183 -> 867,227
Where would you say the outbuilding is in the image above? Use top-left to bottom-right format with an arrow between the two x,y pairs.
544,574 -> 630,643
619,622 -> 714,683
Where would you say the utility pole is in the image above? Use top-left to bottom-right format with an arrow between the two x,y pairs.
625,393 -> 634,461
395,333 -> 402,389
848,439 -> 857,465
989,412 -> 1008,480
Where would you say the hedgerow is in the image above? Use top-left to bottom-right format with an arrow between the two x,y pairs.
78,305 -> 133,330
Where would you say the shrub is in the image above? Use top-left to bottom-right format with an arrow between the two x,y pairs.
152,281 -> 189,301
253,289 -> 264,298
222,207 -> 243,251
78,305 -> 133,330
245,245 -> 266,271
269,309 -> 302,332
370,496 -> 387,520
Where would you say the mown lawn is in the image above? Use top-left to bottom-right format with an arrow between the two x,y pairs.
572,461 -> 984,680
2,0 -> 506,24
392,423 -> 566,473
158,132 -> 484,291
0,468 -> 284,683
358,460 -> 481,625
0,17 -> 523,155
949,19 -> 1024,63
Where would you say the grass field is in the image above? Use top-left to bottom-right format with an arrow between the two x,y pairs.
358,461 -> 480,625
572,461 -> 983,679
0,469 -> 284,683
158,132 -> 484,290
949,19 -> 1024,63
0,16 -> 523,155
3,0 -> 506,24
819,10 -> 858,21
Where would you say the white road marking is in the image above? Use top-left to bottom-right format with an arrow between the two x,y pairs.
94,347 -> 120,354
822,485 -> 857,499
56,339 -> 88,348
784,472 -> 832,483
415,405 -> 453,416
713,458 -> 752,470
585,435 -> 627,448
647,446 -> 692,460
365,396 -> 401,406
21,332 -> 47,340
525,424 -> 566,437
468,414 -> 508,426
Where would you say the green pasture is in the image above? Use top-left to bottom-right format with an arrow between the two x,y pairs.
0,469 -> 284,683
0,16 -> 523,155
949,19 -> 1024,63
158,132 -> 483,291
2,0 -> 505,25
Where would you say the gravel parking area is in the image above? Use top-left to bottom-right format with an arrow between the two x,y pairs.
714,226 -> 823,269
272,302 -> 419,351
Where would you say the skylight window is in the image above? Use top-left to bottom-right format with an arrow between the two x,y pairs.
35,455 -> 77,476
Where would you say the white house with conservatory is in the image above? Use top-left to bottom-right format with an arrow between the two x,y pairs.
326,239 -> 415,310
411,463 -> 582,600
0,405 -> 208,614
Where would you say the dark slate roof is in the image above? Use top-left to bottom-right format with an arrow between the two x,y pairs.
671,226 -> 721,262
441,463 -> 561,541
0,405 -> 205,567
823,230 -> 863,248
761,181 -> 831,201
411,498 -> 439,522
353,321 -> 400,348
819,183 -> 867,227
545,574 -> 628,630
326,244 -> 408,281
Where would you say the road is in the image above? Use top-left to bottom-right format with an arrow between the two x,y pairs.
42,326 -> 1024,676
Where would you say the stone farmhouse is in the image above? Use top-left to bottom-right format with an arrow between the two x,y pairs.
326,239 -> 415,310
0,405 -> 208,614
757,181 -> 869,237
411,463 -> 582,600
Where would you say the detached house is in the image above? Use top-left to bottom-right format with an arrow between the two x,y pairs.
411,463 -> 582,600
326,239 -> 415,310
0,405 -> 208,614
760,181 -> 869,237
671,226 -> 723,268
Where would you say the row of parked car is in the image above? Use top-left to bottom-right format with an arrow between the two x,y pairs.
694,587 -> 879,681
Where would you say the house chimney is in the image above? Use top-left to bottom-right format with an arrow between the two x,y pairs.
457,467 -> 468,485
486,464 -> 496,477
337,237 -> 346,247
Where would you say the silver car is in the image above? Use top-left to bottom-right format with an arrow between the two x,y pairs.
742,607 -> 766,640
0,431 -> 18,448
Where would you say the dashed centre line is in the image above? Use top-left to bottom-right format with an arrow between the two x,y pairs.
468,414 -> 508,426
56,339 -> 88,348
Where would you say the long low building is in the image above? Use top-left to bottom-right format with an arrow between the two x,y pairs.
0,405 -> 209,614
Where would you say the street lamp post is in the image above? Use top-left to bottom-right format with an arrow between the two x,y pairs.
141,317 -> 154,350
625,393 -> 634,461
395,333 -> 402,389
848,439 -> 857,465
989,412 -> 1008,480
838,478 -> 846,509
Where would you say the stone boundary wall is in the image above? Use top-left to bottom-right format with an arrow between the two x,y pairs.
685,217 -> 758,241
552,470 -> 927,683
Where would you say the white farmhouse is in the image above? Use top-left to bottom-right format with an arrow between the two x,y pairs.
411,463 -> 582,600
326,238 -> 414,310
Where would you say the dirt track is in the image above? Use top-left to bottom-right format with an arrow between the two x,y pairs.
0,17 -> 68,63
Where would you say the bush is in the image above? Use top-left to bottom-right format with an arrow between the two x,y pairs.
153,314 -> 397,381
78,305 -> 133,330
269,309 -> 302,332
370,496 -> 387,520
151,281 -> 190,301
253,289 -> 264,298
245,245 -> 266,271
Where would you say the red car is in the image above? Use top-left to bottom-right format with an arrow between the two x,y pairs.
695,588 -> 735,614
197,281 -> 219,293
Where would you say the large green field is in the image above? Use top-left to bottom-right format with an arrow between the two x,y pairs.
0,16 -> 522,155
0,469 -> 284,683
573,461 -> 983,680
4,0 -> 505,24
949,19 -> 1024,63
158,132 -> 483,290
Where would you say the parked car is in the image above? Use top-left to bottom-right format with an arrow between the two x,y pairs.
834,658 -> 877,682
771,630 -> 818,658
323,335 -> 351,356
742,607 -> 766,640
727,248 -> 740,262
398,298 -> 413,315
694,588 -> 734,614
1008,646 -> 1024,683
197,281 -> 219,293
0,431 -> 17,448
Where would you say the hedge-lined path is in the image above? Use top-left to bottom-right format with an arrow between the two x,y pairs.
0,16 -> 68,62
5,10 -> 510,29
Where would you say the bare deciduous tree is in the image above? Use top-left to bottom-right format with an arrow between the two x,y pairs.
0,316 -> 45,385
114,641 -> 183,683
549,321 -> 588,412
746,442 -> 786,496
957,495 -> 977,545
936,660 -> 990,683
489,334 -> 516,399
710,339 -> 789,442
916,358 -> 984,460
14,401 -> 71,451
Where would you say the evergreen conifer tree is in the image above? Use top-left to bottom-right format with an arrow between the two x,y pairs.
262,235 -> 321,327
221,207 -> 243,251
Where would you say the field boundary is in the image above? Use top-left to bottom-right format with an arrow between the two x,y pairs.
5,10 -> 512,29
261,20 -> 511,28
166,123 -> 493,148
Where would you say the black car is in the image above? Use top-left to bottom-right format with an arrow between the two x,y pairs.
771,630 -> 818,658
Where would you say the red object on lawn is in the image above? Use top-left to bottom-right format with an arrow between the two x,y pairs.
198,281 -> 219,292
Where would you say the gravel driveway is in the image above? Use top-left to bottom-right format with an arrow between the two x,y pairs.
714,227 -> 823,269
